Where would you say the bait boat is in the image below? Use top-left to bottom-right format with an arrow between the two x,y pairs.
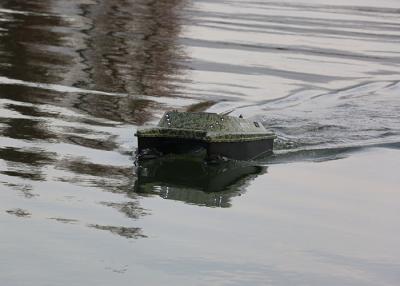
135,111 -> 276,161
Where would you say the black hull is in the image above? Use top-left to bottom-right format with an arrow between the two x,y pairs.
137,136 -> 274,160
207,139 -> 274,160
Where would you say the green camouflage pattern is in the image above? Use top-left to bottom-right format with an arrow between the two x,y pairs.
136,111 -> 276,142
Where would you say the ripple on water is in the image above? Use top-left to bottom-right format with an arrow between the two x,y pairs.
0,0 -> 399,285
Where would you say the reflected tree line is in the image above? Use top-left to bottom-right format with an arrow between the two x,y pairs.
0,0 -> 187,123
0,0 -> 187,178
0,0 -> 188,238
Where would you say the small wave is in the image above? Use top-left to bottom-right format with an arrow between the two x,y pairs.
0,75 -> 126,96
229,80 -> 400,155
0,76 -> 199,107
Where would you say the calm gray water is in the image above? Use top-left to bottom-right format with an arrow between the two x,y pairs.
0,0 -> 399,285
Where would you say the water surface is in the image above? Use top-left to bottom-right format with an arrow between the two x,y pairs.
0,0 -> 399,285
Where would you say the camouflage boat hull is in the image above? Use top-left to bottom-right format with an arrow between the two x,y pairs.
136,111 -> 276,161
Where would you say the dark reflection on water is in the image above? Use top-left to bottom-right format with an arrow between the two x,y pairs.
79,0 -> 187,96
100,201 -> 147,219
0,0 -> 188,125
88,224 -> 147,239
0,145 -> 55,182
0,147 -> 55,166
0,117 -> 56,141
0,0 -> 187,96
6,208 -> 31,218
0,0 -> 190,242
55,157 -> 134,194
0,1 -> 70,84
134,155 -> 266,208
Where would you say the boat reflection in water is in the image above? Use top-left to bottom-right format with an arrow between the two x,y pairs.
133,155 -> 267,208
